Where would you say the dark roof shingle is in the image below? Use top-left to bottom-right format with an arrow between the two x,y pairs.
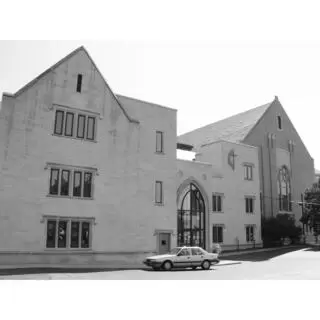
178,101 -> 273,150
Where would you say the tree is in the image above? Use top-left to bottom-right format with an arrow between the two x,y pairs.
262,214 -> 302,246
301,183 -> 320,241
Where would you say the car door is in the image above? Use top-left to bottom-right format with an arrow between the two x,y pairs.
191,247 -> 204,267
173,248 -> 192,268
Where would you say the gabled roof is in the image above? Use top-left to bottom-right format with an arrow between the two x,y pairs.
178,99 -> 275,150
9,46 -> 139,124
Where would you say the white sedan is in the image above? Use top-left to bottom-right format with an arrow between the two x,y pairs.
143,246 -> 220,271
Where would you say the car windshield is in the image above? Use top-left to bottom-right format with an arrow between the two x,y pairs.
169,247 -> 182,255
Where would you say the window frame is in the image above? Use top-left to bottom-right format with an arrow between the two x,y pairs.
47,164 -> 96,200
245,196 -> 255,214
212,193 -> 223,213
245,225 -> 255,242
244,163 -> 254,181
212,225 -> 224,243
44,216 -> 94,250
52,106 -> 98,142
155,180 -> 164,205
156,131 -> 164,154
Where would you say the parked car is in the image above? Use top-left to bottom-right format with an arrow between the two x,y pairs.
143,246 -> 220,271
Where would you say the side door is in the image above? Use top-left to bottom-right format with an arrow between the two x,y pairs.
173,248 -> 192,268
191,247 -> 204,267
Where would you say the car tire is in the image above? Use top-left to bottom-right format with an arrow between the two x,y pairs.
201,260 -> 211,270
162,260 -> 173,271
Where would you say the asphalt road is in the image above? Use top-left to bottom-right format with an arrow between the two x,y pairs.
1,247 -> 320,280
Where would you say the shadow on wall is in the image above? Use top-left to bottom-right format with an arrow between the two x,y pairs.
220,246 -> 306,263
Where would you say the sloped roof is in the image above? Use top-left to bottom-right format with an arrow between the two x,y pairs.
8,46 -> 139,124
178,100 -> 273,150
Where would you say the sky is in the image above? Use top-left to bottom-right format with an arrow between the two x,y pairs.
1,40 -> 320,168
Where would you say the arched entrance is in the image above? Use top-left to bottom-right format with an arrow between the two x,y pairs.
177,183 -> 206,248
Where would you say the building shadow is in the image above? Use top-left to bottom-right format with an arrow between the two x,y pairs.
220,246 -> 307,262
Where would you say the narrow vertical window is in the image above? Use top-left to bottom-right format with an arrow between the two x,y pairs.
217,196 -> 222,212
46,220 -> 57,248
212,195 -> 217,212
73,171 -> 82,197
86,116 -> 95,140
60,170 -> 70,196
70,221 -> 80,248
64,112 -> 74,137
155,181 -> 163,204
156,131 -> 164,153
77,115 -> 86,138
83,172 -> 92,198
58,220 -> 68,248
277,115 -> 282,130
54,110 -> 64,135
49,169 -> 60,195
77,74 -> 83,93
81,222 -> 90,248
212,226 -> 223,243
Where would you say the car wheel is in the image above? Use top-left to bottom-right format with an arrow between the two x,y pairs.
201,260 -> 211,270
162,260 -> 173,271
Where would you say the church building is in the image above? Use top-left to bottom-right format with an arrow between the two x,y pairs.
1,45 -> 311,267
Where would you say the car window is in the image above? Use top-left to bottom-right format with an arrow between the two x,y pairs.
191,248 -> 202,255
179,248 -> 190,256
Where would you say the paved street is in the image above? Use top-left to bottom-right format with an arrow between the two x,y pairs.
1,247 -> 320,280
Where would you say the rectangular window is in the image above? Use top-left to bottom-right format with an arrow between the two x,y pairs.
155,181 -> 163,204
45,217 -> 93,249
77,74 -> 83,93
246,225 -> 255,242
70,221 -> 80,248
83,172 -> 93,198
77,115 -> 86,138
48,165 -> 95,199
86,116 -> 96,140
60,170 -> 70,196
156,131 -> 164,153
277,115 -> 282,130
49,169 -> 60,195
244,164 -> 253,180
57,220 -> 68,248
212,194 -> 223,212
53,108 -> 97,141
54,110 -> 64,135
64,112 -> 74,137
212,225 -> 223,243
46,220 -> 57,248
73,171 -> 82,197
245,197 -> 254,214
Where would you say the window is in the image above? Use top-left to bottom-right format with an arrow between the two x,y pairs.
76,74 -> 83,93
156,131 -> 164,153
244,164 -> 253,180
48,165 -> 95,199
191,248 -> 204,256
155,181 -> 163,204
53,108 -> 97,141
179,248 -> 190,256
45,217 -> 93,249
278,166 -> 292,212
277,115 -> 282,130
212,194 -> 223,212
245,197 -> 254,213
212,225 -> 223,243
246,225 -> 255,242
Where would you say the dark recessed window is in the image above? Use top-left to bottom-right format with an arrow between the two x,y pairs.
86,117 -> 96,140
81,222 -> 90,248
77,74 -> 83,93
46,220 -> 57,248
70,221 -> 80,248
212,225 -> 223,243
212,194 -> 223,212
65,112 -> 74,137
77,115 -> 86,138
246,225 -> 255,242
83,172 -> 93,198
54,110 -> 64,135
49,169 -> 60,195
245,197 -> 254,214
277,115 -> 282,130
60,170 -> 70,196
73,171 -> 82,197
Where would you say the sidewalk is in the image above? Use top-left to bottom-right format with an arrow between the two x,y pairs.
0,245 -> 304,274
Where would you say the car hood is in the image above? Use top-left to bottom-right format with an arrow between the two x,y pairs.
146,254 -> 175,260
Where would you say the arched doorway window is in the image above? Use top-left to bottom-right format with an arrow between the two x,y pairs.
177,183 -> 206,248
278,166 -> 292,212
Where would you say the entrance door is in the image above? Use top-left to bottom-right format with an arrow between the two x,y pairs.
158,233 -> 170,254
